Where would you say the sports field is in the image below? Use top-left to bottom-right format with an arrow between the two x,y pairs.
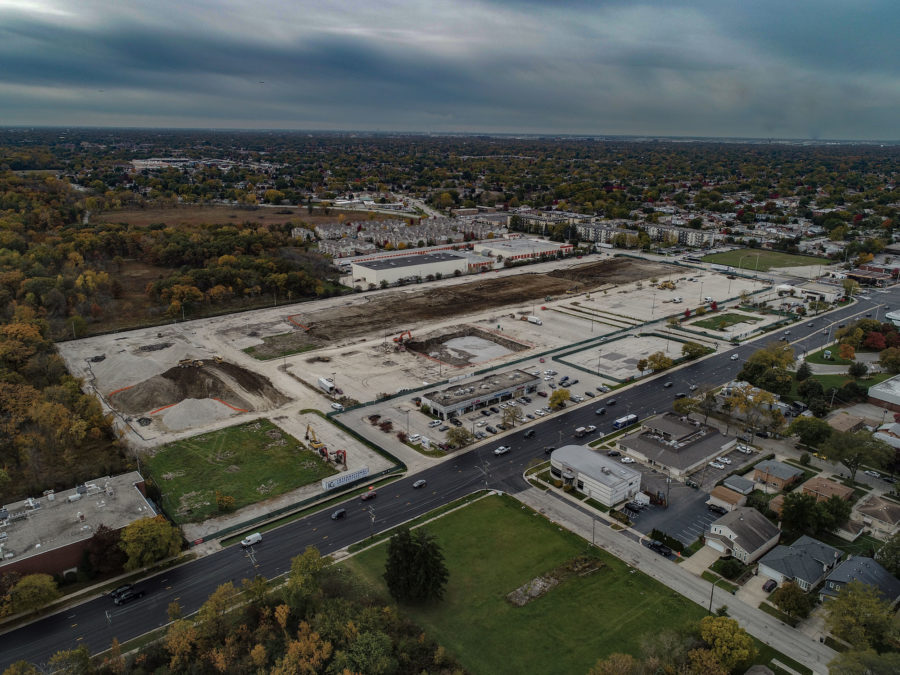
342,494 -> 706,675
702,250 -> 824,272
146,419 -> 336,524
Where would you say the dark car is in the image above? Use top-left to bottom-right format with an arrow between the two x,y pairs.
707,504 -> 727,515
114,588 -> 146,606
486,426 -> 497,434
481,409 -> 491,416
412,479 -> 427,489
674,392 -> 687,399
331,508 -> 347,520
606,399 -> 616,406
569,379 -> 579,385
595,407 -> 606,415
763,579 -> 778,593
360,490 -> 377,501
490,406 -> 500,414
607,450 -> 620,457
663,381 -> 673,388
584,391 -> 595,398
109,584 -> 134,602
537,391 -> 548,398
543,446 -> 555,454
524,429 -> 536,438
450,418 -> 462,427
755,430 -> 770,438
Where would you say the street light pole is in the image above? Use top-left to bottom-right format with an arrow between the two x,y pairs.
708,577 -> 729,614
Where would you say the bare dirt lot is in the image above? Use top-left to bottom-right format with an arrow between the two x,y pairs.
248,257 -> 674,358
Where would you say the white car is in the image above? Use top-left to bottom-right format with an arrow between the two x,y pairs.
535,409 -> 546,417
585,425 -> 597,433
476,420 -> 487,427
499,403 -> 508,409
428,420 -> 441,428
709,461 -> 725,469
331,402 -> 345,411
620,457 -> 635,464
493,445 -> 511,456
730,354 -> 739,361
689,384 -> 698,391
864,470 -> 881,478
737,444 -> 753,454
408,434 -> 421,442
717,456 -> 732,465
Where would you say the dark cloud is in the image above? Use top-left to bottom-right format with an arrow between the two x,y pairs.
0,1 -> 897,139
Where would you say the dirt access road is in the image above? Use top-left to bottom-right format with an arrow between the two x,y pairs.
252,257 -> 675,357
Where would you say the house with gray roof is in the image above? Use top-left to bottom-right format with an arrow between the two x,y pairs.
723,475 -> 755,495
820,556 -> 900,606
753,460 -> 803,491
705,506 -> 781,563
758,536 -> 842,591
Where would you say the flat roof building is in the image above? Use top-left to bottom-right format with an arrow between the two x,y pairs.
472,237 -> 572,263
351,251 -> 469,286
421,369 -> 540,419
550,445 -> 641,507
0,472 -> 154,576
868,374 -> 900,412
617,413 -> 737,478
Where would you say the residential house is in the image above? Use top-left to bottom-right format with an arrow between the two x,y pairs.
820,556 -> 900,606
753,460 -> 804,491
705,507 -> 781,564
758,535 -> 842,591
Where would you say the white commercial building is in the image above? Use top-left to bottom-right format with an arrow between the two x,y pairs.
350,251 -> 468,286
421,370 -> 540,419
549,445 -> 641,507
472,237 -> 572,263
868,374 -> 900,412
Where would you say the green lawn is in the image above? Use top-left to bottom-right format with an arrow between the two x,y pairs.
146,419 -> 337,524
805,346 -> 852,366
702,249 -> 824,272
787,372 -> 891,398
342,494 -> 707,675
812,532 -> 882,558
692,312 -> 761,331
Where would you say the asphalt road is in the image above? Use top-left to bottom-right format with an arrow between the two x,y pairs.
1,290 -> 894,669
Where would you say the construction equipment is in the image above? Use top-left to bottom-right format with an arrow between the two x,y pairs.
213,355 -> 224,364
178,359 -> 193,368
193,359 -> 204,367
305,424 -> 325,451
392,330 -> 412,343
657,280 -> 676,290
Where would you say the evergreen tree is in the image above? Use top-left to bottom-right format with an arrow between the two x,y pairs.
383,528 -> 448,604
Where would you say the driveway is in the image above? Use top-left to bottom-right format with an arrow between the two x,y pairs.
680,544 -> 720,575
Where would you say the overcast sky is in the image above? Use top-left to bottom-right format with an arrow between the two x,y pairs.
1,0 -> 897,139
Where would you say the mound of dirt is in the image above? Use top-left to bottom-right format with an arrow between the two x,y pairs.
112,361 -> 289,415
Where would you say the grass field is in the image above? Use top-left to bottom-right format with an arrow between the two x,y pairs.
692,312 -> 761,331
805,346 -> 853,365
342,494 -> 706,675
146,419 -> 337,524
787,372 -> 891,399
702,250 -> 824,272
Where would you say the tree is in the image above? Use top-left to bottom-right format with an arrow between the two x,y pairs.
879,347 -> 900,374
446,426 -> 474,448
164,619 -> 199,671
502,405 -> 520,428
687,649 -> 728,675
830,649 -> 900,674
383,527 -> 448,604
780,493 -> 819,535
4,574 -> 60,615
726,383 -> 775,436
119,515 -> 182,570
839,343 -> 856,361
698,615 -> 757,671
673,396 -> 698,416
47,645 -> 92,675
549,388 -> 571,409
738,341 -> 794,396
681,341 -> 707,360
874,531 -> 900,577
285,546 -> 326,611
646,351 -> 673,371
795,361 -> 811,381
788,417 -> 832,448
771,581 -> 814,618
822,430 -> 894,482
817,495 -> 853,533
848,360 -> 868,380
588,653 -> 642,675
697,388 -> 718,424
842,279 -> 860,298
636,358 -> 648,373
330,630 -> 396,675
824,581 -> 896,650
83,524 -> 128,577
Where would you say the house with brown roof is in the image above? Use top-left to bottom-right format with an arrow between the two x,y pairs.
708,485 -> 745,512
800,476 -> 854,503
827,413 -> 865,434
856,495 -> 900,537
753,460 -> 803,491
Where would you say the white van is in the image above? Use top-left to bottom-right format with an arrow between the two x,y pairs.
241,532 -> 262,547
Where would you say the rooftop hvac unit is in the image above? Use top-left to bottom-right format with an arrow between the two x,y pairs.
76,484 -> 87,495
0,508 -> 7,520
68,493 -> 82,503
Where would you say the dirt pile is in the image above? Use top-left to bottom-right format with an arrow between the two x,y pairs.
112,361 -> 289,415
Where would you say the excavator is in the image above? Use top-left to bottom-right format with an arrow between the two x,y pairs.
304,424 -> 325,451
392,330 -> 412,343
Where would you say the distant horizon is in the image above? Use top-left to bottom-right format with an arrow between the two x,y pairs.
3,126 -> 899,146
2,2 -> 897,141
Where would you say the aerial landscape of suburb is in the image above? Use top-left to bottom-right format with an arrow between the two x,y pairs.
1,2 -> 900,674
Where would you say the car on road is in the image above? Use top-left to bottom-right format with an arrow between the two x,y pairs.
663,381 -> 673,388
807,323 -> 814,327
864,470 -> 881,478
241,532 -> 262,547
689,384 -> 698,391
524,429 -> 535,438
428,420 -> 441,428
493,445 -> 511,456
585,425 -> 597,433
708,461 -> 725,469
606,399 -> 617,405
674,392 -> 687,399
595,407 -> 606,415
620,457 -> 635,464
763,579 -> 778,593
543,445 -> 555,454
717,456 -> 732,465
783,330 -> 790,336
360,490 -> 377,501
331,403 -> 345,411
113,588 -> 146,606
109,584 -> 134,602
730,353 -> 739,360
331,508 -> 347,520
412,479 -> 427,489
